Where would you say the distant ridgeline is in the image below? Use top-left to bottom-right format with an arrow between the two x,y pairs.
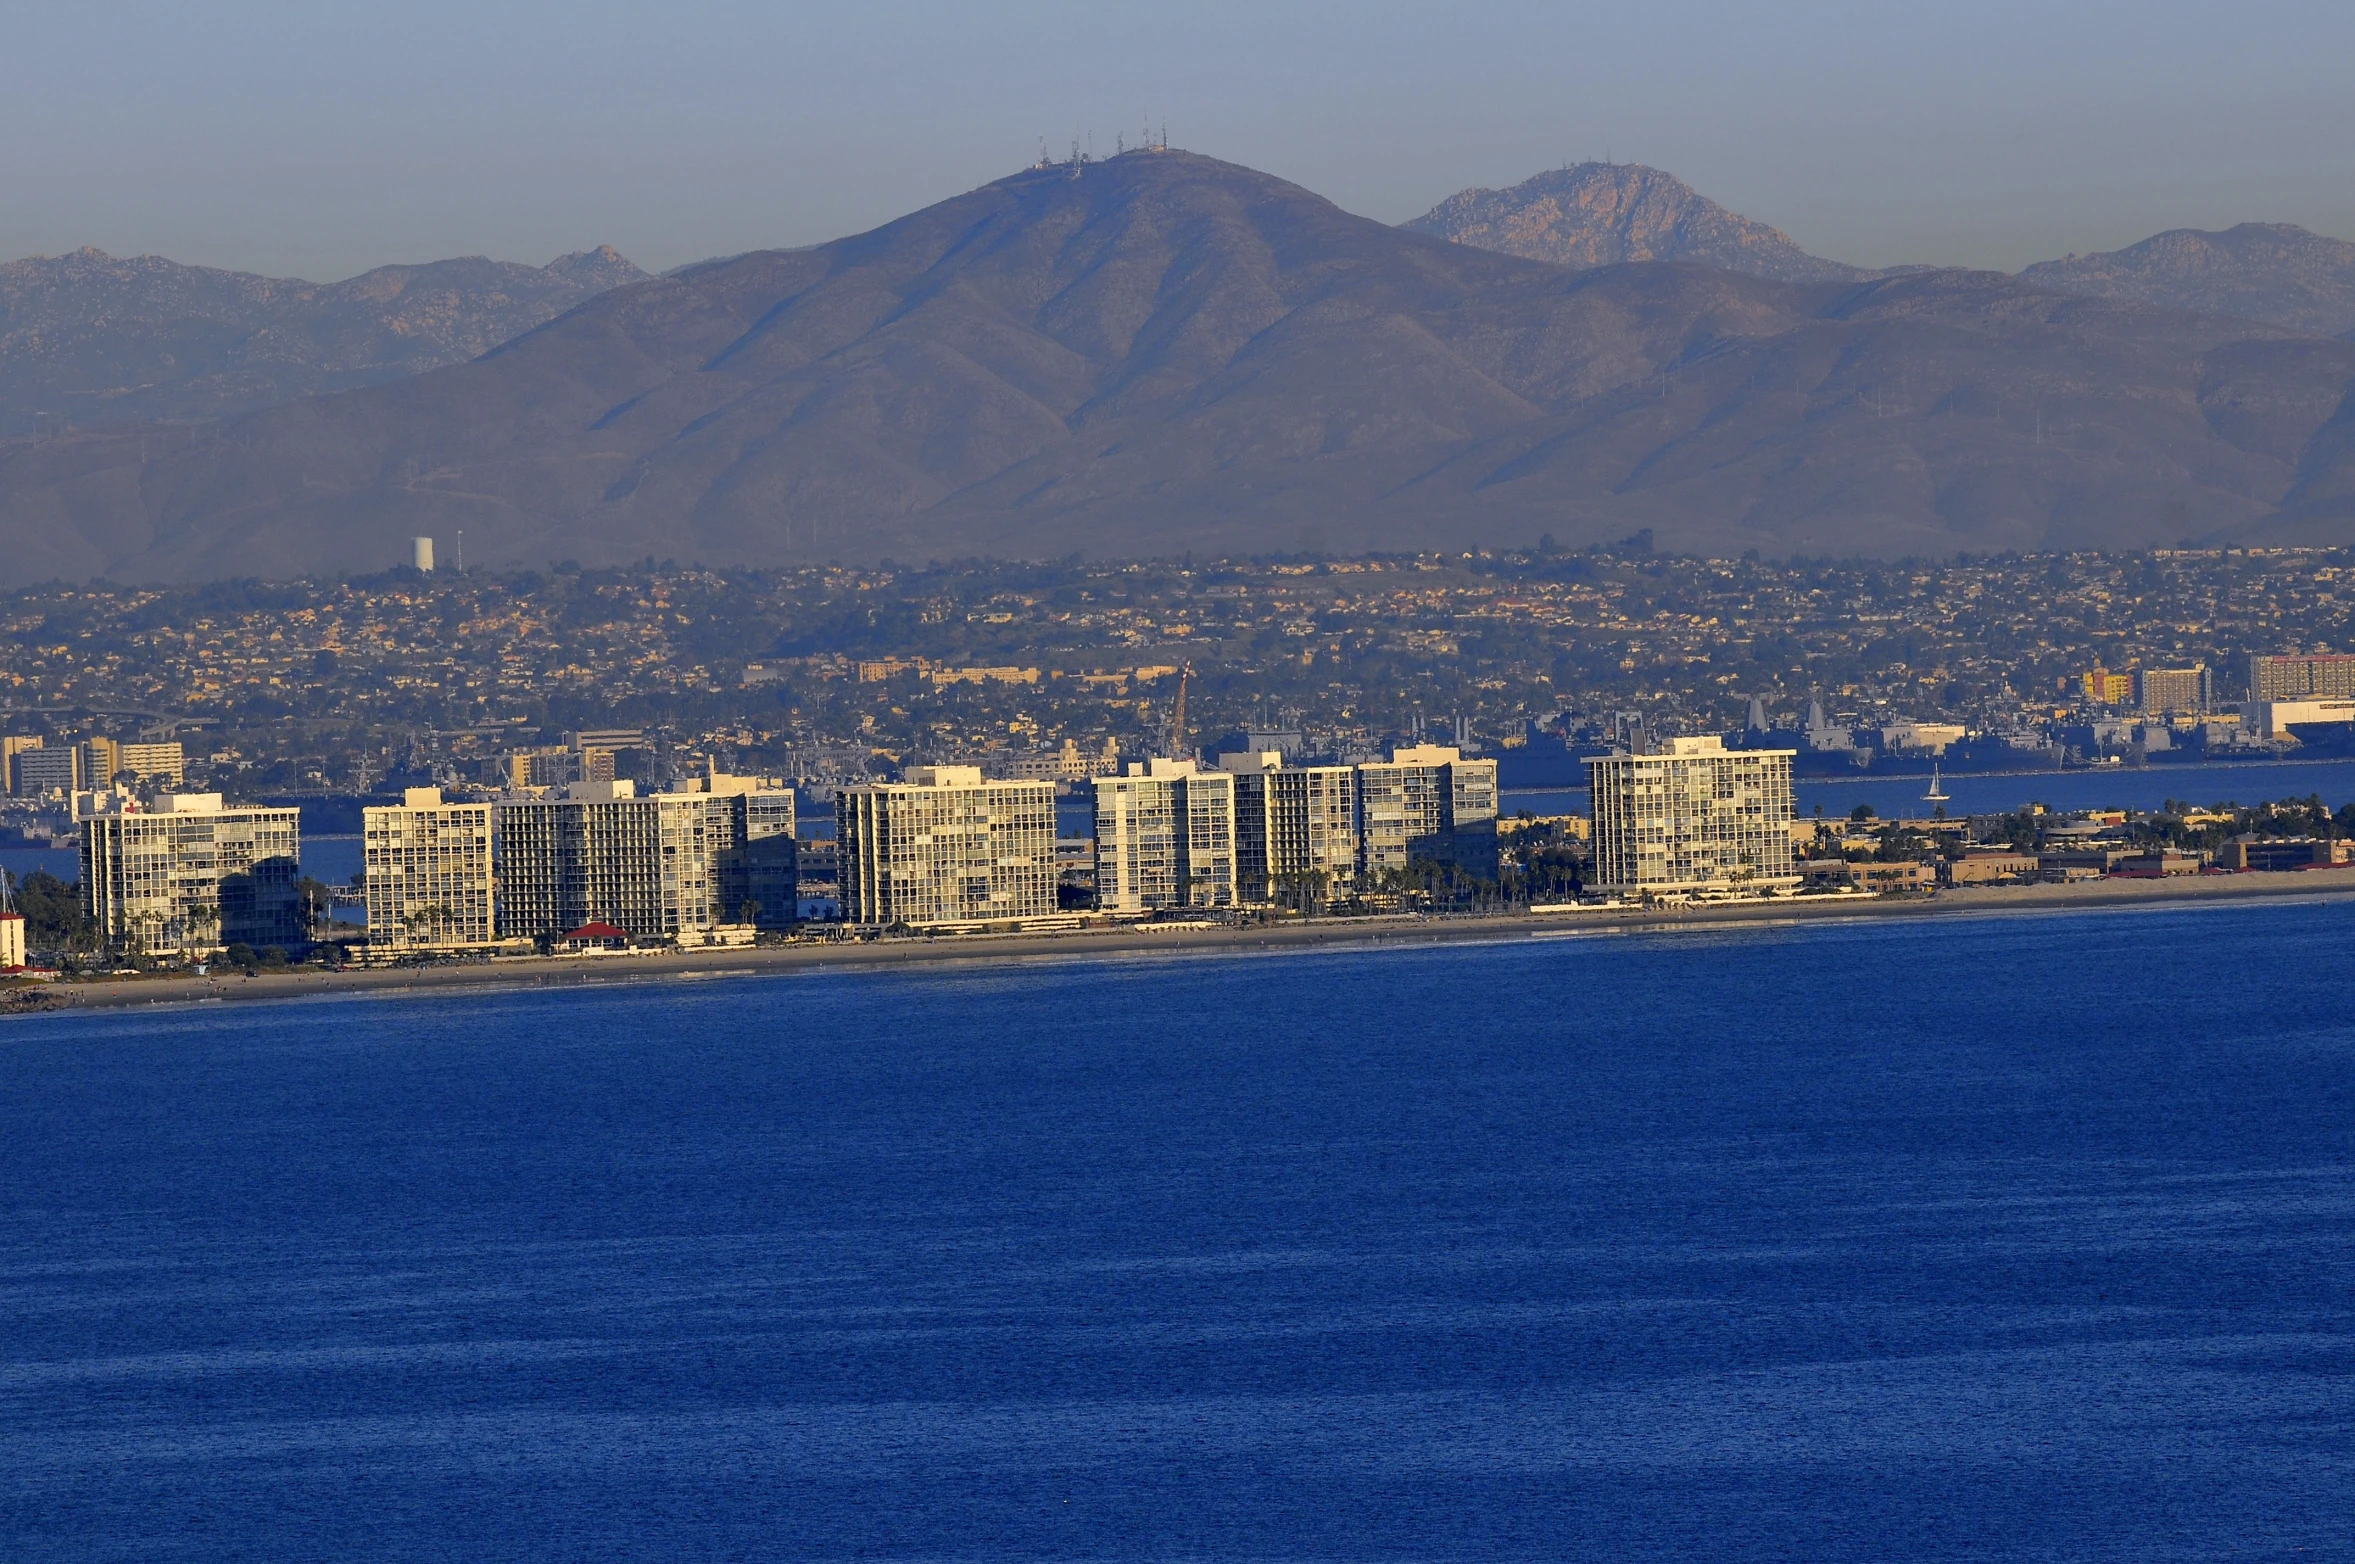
4,152 -> 2355,585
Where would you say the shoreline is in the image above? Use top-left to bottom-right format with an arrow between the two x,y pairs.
11,869 -> 2351,1018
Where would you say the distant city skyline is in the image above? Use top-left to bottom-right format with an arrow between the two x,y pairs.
4,0 -> 2352,282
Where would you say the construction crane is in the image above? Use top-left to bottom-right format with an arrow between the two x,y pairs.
1166,662 -> 1191,759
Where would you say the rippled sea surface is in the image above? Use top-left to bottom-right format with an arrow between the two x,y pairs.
3,900 -> 2352,1560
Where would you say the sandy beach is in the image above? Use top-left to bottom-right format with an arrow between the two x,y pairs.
7,867 -> 2347,1018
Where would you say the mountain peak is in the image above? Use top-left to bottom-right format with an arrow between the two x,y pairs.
543,245 -> 647,287
1402,162 -> 1865,283
2020,223 -> 2355,336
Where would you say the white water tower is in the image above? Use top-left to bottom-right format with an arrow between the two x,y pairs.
411,536 -> 434,572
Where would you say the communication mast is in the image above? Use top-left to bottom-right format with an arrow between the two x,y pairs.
1166,662 -> 1191,759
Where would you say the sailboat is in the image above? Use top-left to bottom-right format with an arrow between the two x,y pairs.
1922,762 -> 1950,803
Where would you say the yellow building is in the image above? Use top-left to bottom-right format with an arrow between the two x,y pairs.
117,742 -> 186,787
2079,669 -> 2133,705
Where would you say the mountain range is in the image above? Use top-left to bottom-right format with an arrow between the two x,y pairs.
1407,165 -> 2355,338
0,245 -> 646,436
4,151 -> 2355,584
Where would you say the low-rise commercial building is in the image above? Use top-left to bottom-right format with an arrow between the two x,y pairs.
2113,848 -> 2202,877
836,766 -> 1058,928
2038,846 -> 2136,879
2243,699 -> 2355,741
1093,758 -> 1237,913
80,792 -> 303,956
362,788 -> 495,951
1942,849 -> 2040,885
2218,836 -> 2352,871
1586,735 -> 1798,898
1809,859 -> 1936,894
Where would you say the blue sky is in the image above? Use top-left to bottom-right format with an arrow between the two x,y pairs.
4,0 -> 2351,280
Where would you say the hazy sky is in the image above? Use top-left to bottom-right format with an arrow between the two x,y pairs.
5,0 -> 2352,281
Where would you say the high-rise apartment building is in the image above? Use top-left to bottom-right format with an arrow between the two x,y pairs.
493,780 -> 760,943
5,737 -> 56,796
13,744 -> 77,797
80,793 -> 304,955
116,742 -> 186,787
41,738 -> 185,791
2250,653 -> 2355,701
1355,744 -> 1499,883
836,766 -> 1058,928
738,782 -> 798,927
1093,759 -> 1237,913
2135,665 -> 2210,714
1220,751 -> 1360,903
670,769 -> 798,928
362,788 -> 495,951
1585,735 -> 1798,899
80,737 -> 121,789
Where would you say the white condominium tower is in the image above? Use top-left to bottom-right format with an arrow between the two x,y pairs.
363,788 -> 495,951
1092,758 -> 1237,914
79,792 -> 304,956
493,780 -> 769,943
1355,744 -> 1499,883
1219,751 -> 1360,903
1585,735 -> 1797,898
835,767 -> 1059,928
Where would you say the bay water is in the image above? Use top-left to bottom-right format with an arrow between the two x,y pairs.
2,898 -> 2352,1558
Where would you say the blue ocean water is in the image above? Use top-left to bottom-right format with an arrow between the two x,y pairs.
2,901 -> 2352,1560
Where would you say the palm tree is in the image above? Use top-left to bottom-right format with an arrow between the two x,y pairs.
401,903 -> 455,948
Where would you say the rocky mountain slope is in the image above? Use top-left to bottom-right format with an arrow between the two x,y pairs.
2,151 -> 2353,585
1402,163 -> 1865,282
2020,224 -> 2355,337
0,245 -> 646,435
